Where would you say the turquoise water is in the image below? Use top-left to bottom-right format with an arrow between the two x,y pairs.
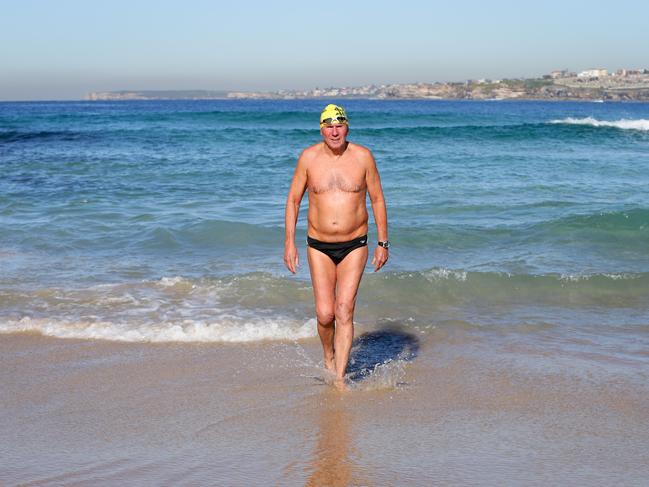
1,100 -> 648,354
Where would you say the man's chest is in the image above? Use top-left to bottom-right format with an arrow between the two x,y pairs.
308,164 -> 366,194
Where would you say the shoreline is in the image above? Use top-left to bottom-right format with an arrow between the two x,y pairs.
2,331 -> 648,485
84,77 -> 649,102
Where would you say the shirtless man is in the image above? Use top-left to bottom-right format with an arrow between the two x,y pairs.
284,104 -> 389,387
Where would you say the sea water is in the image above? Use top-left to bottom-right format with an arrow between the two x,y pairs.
1,99 -> 648,364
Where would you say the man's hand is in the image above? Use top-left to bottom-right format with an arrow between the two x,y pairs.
284,242 -> 299,274
371,246 -> 389,272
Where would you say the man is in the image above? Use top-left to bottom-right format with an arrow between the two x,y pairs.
284,104 -> 389,387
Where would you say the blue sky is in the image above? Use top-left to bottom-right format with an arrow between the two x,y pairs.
1,0 -> 648,100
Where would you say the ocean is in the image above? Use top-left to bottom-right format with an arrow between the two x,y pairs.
2,99 -> 649,485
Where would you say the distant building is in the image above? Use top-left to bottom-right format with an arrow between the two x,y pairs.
614,69 -> 643,76
550,70 -> 568,79
577,69 -> 608,79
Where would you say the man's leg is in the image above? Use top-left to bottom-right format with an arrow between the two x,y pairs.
307,247 -> 337,372
333,246 -> 368,381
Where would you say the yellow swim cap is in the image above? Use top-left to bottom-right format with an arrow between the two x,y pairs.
320,104 -> 348,127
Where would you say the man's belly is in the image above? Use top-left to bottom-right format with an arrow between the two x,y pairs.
307,199 -> 369,242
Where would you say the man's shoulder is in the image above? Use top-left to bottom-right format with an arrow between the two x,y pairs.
299,143 -> 324,162
347,143 -> 374,163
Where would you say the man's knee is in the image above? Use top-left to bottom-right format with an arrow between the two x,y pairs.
334,301 -> 354,325
316,305 -> 335,326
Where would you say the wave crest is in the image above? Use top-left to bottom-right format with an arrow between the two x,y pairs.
0,316 -> 317,343
550,117 -> 649,131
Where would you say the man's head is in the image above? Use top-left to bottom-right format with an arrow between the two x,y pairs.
320,104 -> 348,127
320,104 -> 349,151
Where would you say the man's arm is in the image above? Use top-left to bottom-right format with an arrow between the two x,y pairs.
365,150 -> 389,272
284,152 -> 308,274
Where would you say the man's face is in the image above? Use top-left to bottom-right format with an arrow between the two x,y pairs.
320,123 -> 349,151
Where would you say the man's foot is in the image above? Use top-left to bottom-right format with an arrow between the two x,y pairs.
324,356 -> 336,374
333,377 -> 349,392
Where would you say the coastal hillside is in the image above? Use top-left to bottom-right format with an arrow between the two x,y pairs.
87,71 -> 649,101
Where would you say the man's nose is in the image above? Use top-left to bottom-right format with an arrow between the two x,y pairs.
331,126 -> 339,135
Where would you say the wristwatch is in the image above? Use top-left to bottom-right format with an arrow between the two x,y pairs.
378,240 -> 391,249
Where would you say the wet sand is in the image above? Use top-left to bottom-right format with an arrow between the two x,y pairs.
2,328 -> 649,486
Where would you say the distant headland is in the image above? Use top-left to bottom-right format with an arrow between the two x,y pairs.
87,68 -> 649,102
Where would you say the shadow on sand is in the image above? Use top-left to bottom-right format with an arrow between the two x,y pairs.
346,325 -> 420,383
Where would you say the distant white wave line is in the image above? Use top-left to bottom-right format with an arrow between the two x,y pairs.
0,317 -> 318,343
551,117 -> 649,131
559,272 -> 639,282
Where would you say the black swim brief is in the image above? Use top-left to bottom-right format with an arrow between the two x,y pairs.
307,235 -> 368,264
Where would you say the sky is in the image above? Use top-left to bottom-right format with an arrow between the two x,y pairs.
1,0 -> 648,100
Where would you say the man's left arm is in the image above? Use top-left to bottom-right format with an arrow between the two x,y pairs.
365,150 -> 389,272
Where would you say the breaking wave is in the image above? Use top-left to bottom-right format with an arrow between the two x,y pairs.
1,269 -> 648,343
550,117 -> 649,131
0,316 -> 317,343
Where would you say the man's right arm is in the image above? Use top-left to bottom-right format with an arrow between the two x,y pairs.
284,152 -> 308,274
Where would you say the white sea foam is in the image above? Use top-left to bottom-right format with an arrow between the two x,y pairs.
0,316 -> 317,343
551,117 -> 649,131
422,268 -> 468,282
352,358 -> 408,391
558,272 -> 639,282
157,276 -> 192,287
559,273 -> 592,282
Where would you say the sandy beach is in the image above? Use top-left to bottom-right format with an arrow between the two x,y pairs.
3,325 -> 648,486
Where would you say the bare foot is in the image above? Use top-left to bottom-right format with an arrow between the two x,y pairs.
324,356 -> 336,374
333,377 -> 349,392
